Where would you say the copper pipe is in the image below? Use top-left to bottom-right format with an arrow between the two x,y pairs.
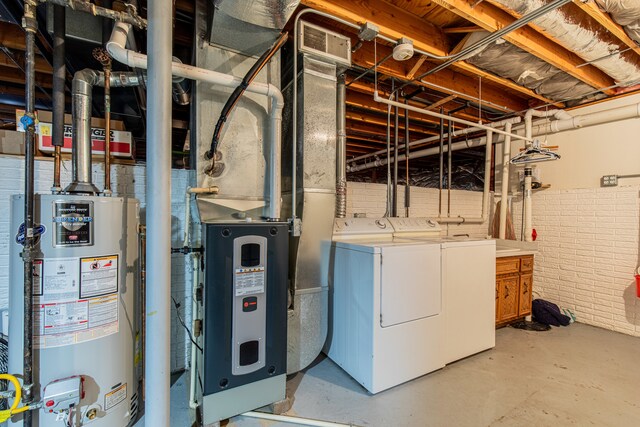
93,48 -> 113,193
53,146 -> 62,189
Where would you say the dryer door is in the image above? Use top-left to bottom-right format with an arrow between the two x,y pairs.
380,244 -> 441,327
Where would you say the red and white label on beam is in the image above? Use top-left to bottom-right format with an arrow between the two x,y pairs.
37,123 -> 133,158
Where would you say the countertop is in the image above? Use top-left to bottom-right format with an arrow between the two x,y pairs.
495,239 -> 538,258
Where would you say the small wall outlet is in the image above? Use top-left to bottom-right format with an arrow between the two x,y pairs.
601,175 -> 618,187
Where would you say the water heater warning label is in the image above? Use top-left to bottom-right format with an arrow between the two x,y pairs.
80,255 -> 118,298
234,267 -> 265,296
33,256 -> 120,349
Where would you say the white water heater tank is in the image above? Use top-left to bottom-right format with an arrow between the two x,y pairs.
8,194 -> 141,427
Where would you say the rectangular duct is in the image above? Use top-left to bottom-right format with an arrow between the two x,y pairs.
209,0 -> 300,56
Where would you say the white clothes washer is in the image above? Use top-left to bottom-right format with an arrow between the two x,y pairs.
326,218 -> 444,394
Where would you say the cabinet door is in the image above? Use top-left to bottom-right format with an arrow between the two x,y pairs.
519,274 -> 533,316
498,275 -> 519,322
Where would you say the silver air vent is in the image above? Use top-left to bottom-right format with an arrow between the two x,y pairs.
299,21 -> 351,66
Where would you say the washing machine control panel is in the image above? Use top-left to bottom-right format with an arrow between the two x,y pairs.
388,217 -> 442,235
333,218 -> 393,237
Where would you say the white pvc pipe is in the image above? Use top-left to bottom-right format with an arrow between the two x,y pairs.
524,169 -> 533,242
349,116 -> 521,164
482,129 -> 493,221
183,187 -> 217,409
241,411 -> 356,427
430,128 -> 494,226
499,123 -> 512,240
521,109 -> 569,242
145,0 -> 172,425
373,91 -> 533,143
107,22 -> 284,220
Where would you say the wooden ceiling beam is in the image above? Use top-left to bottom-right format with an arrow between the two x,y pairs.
432,0 -> 616,95
301,0 -> 450,55
301,0 -> 562,106
347,90 -> 444,127
443,25 -> 484,34
345,108 -> 437,135
346,120 -> 435,139
347,79 -> 484,123
0,65 -> 52,88
0,49 -> 53,74
571,0 -> 640,56
351,42 -> 530,112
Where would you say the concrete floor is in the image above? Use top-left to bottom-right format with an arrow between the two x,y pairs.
142,323 -> 640,426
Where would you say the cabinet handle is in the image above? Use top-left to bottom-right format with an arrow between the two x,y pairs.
504,285 -> 509,298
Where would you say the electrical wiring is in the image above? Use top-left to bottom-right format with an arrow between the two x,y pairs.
171,297 -> 203,353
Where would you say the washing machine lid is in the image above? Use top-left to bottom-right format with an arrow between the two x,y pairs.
440,238 -> 496,248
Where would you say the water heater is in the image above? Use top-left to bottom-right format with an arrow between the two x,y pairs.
199,222 -> 288,425
8,194 -> 140,426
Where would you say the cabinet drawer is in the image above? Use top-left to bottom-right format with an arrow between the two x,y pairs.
496,257 -> 520,275
520,255 -> 534,272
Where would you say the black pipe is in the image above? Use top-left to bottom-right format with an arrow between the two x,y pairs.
392,93 -> 399,217
204,31 -> 288,160
447,119 -> 453,217
404,100 -> 410,217
102,0 -> 113,45
52,4 -> 65,190
22,2 -> 38,425
438,108 -> 444,217
403,87 -> 423,100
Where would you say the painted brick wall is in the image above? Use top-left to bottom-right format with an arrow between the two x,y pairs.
510,186 -> 640,337
346,182 -> 491,237
513,185 -> 640,337
0,155 -> 192,371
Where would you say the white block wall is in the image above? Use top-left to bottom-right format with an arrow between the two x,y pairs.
346,182 -> 491,237
511,186 -> 640,337
0,155 -> 192,372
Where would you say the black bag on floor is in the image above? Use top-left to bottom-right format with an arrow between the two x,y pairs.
532,299 -> 571,327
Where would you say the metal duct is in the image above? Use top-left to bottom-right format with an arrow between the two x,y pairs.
64,69 -> 142,194
492,0 -> 640,85
282,55 -> 338,373
210,0 -> 300,56
595,0 -> 640,44
461,31 -> 601,102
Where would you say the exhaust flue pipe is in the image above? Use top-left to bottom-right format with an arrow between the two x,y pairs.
64,69 -> 142,194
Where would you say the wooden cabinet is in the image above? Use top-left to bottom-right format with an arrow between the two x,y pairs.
495,255 -> 534,326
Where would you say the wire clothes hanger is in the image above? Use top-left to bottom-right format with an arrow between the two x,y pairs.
510,139 -> 561,164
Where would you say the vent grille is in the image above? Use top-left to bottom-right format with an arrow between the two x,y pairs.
299,21 -> 351,66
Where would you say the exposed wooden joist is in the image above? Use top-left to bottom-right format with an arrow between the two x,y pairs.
424,94 -> 457,111
572,0 -> 640,56
0,49 -> 53,74
301,0 -> 562,106
301,0 -> 450,55
0,65 -> 52,88
347,78 -> 486,123
347,90 -> 447,127
432,0 -> 616,95
346,119 -> 434,139
352,43 -> 530,112
443,25 -> 484,33
406,55 -> 427,80
346,109 -> 439,135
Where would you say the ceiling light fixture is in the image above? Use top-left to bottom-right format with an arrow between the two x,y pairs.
393,37 -> 414,61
